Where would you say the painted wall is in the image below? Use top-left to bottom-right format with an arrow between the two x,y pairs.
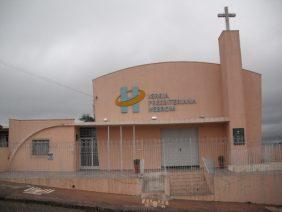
9,119 -> 74,149
214,172 -> 282,205
93,57 -> 261,165
243,71 -> 262,150
93,62 -> 224,122
7,120 -> 227,172
9,119 -> 77,172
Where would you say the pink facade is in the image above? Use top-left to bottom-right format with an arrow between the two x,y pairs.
8,119 -> 77,172
93,31 -> 261,169
1,30 -> 262,172
93,62 -> 224,122
3,30 -> 280,206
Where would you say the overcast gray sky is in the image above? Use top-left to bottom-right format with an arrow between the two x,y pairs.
0,0 -> 281,141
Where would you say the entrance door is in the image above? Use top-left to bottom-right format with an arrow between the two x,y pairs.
161,128 -> 199,167
80,128 -> 99,169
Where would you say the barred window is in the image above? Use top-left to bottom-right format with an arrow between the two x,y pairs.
80,127 -> 96,138
233,128 -> 245,145
0,132 -> 8,148
32,140 -> 49,155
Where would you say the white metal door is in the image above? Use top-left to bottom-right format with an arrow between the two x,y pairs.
161,128 -> 199,167
80,128 -> 99,169
80,138 -> 99,169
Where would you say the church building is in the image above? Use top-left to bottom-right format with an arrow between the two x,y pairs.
5,29 -> 262,172
3,7 -> 280,206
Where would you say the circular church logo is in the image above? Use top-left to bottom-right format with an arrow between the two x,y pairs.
115,88 -> 146,107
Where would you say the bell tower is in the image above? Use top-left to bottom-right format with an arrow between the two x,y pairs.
218,7 -> 248,165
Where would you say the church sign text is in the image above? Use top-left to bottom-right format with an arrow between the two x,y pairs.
148,93 -> 196,112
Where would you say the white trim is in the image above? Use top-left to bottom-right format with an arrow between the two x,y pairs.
107,126 -> 110,171
120,126 -> 123,170
133,125 -> 136,159
74,117 -> 229,127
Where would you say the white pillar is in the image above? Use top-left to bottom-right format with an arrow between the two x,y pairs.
163,138 -> 167,172
120,125 -> 123,171
107,126 -> 110,171
132,125 -> 136,159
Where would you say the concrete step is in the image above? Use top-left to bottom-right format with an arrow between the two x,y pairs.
170,184 -> 208,190
169,172 -> 203,178
169,171 -> 203,176
170,179 -> 204,184
170,183 -> 210,196
170,182 -> 208,188
169,176 -> 205,182
171,188 -> 210,195
170,176 -> 204,181
169,174 -> 203,178
171,189 -> 209,195
173,194 -> 215,201
169,171 -> 211,196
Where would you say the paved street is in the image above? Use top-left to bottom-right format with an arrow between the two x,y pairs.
0,181 -> 278,211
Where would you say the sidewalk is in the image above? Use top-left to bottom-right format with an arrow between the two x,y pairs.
0,180 -> 274,211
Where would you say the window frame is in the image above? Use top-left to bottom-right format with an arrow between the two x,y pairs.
233,128 -> 245,145
32,139 -> 50,156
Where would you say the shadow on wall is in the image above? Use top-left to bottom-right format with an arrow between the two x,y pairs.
0,148 -> 9,171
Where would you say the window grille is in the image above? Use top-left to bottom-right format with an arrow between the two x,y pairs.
32,140 -> 49,155
80,128 -> 96,138
233,128 -> 245,145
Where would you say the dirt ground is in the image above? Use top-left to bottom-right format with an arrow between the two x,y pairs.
0,180 -> 279,211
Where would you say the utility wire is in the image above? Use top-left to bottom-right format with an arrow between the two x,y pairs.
0,59 -> 93,99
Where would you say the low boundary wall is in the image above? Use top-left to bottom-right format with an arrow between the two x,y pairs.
214,171 -> 282,205
1,171 -> 282,205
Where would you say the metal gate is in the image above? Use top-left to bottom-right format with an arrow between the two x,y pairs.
161,128 -> 199,167
80,128 -> 99,169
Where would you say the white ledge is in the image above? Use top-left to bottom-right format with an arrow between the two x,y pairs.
73,117 -> 229,126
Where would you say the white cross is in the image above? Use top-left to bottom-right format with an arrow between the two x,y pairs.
218,7 -> 236,30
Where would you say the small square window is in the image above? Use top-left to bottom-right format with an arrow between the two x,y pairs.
233,128 -> 245,145
32,140 -> 49,155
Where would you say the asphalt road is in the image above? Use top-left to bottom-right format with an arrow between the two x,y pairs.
0,181 -> 279,211
0,200 -> 85,212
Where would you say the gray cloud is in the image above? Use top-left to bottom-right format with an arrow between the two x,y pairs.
0,0 -> 281,142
